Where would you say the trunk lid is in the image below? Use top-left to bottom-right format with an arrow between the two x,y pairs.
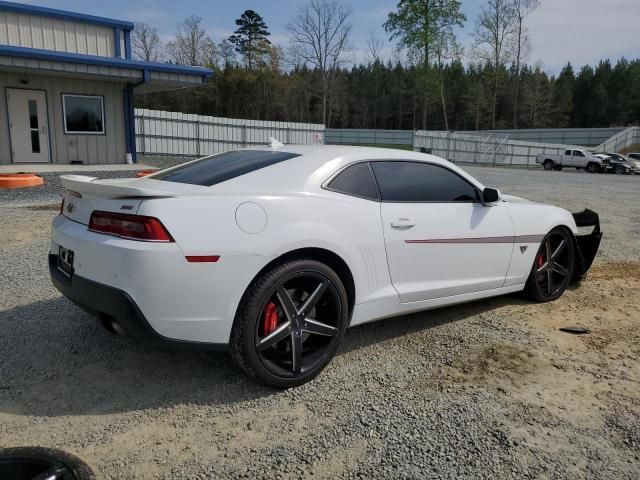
60,175 -> 208,225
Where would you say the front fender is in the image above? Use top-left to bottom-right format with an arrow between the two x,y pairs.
571,209 -> 602,281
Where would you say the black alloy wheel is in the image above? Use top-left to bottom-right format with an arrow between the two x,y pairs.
614,165 -> 626,175
0,447 -> 95,480
230,259 -> 348,388
525,228 -> 575,302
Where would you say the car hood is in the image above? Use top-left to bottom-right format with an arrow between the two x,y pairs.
502,194 -> 532,203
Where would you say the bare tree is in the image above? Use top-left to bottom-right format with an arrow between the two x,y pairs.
131,22 -> 163,62
366,30 -> 384,62
510,0 -> 539,128
287,0 -> 352,125
166,15 -> 216,66
473,0 -> 515,128
217,40 -> 236,67
433,31 -> 462,130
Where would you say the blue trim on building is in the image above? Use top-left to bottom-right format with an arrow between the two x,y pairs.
114,29 -> 122,58
124,30 -> 132,60
123,84 -> 137,162
0,45 -> 213,78
0,1 -> 134,30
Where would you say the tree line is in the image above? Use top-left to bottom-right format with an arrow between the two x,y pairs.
132,0 -> 640,131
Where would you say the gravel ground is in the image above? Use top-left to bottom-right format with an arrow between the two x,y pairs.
0,166 -> 639,479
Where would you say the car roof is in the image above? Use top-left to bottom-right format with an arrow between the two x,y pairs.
208,144 -> 484,195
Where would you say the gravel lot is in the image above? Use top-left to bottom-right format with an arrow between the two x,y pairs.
1,166 -> 639,479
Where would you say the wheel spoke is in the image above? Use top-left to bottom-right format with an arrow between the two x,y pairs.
298,280 -> 328,317
31,467 -> 67,480
256,321 -> 291,351
551,239 -> 566,260
303,318 -> 338,337
552,262 -> 569,276
290,332 -> 303,374
536,261 -> 549,274
276,285 -> 298,322
546,268 -> 553,295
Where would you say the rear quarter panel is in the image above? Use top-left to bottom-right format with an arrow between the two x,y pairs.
137,192 -> 394,318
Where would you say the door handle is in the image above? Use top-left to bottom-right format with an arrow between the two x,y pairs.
390,218 -> 415,229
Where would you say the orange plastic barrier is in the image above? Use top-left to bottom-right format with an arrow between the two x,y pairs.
0,173 -> 44,189
135,169 -> 159,178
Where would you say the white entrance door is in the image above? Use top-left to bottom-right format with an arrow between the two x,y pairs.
6,89 -> 50,163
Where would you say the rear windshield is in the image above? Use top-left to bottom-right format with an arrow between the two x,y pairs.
151,150 -> 300,186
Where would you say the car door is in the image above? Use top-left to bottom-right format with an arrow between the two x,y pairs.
562,149 -> 573,166
372,160 -> 515,303
572,150 -> 586,167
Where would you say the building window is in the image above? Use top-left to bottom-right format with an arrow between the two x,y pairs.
62,95 -> 105,134
28,100 -> 40,153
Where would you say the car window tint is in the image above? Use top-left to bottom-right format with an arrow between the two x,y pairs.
564,149 -> 572,156
327,163 -> 378,200
151,150 -> 300,186
370,161 -> 479,202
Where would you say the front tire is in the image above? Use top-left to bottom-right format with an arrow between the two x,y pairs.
543,160 -> 554,171
614,165 -> 626,175
525,228 -> 575,302
229,259 -> 348,388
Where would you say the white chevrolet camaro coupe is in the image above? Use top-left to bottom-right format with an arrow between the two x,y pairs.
50,144 -> 602,387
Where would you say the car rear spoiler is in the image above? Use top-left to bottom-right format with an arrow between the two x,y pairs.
60,175 -> 179,199
572,209 -> 602,282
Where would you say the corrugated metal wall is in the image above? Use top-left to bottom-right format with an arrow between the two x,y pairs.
325,128 -> 413,146
135,109 -> 325,157
457,127 -> 625,147
326,127 -> 631,149
0,11 -> 115,57
0,73 -> 126,165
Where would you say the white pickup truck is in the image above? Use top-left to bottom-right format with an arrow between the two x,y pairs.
536,149 -> 604,173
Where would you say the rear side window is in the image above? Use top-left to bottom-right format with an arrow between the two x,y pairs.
327,163 -> 378,200
371,161 -> 479,202
151,150 -> 300,186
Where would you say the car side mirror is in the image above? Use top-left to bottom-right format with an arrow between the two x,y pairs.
482,187 -> 500,205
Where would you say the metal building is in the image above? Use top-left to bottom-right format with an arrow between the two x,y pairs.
0,1 -> 212,165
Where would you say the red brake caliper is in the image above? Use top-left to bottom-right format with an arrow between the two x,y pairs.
263,302 -> 279,336
537,252 -> 544,269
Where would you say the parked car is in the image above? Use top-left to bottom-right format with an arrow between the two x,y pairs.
49,144 -> 602,387
627,153 -> 640,162
536,149 -> 604,173
600,153 -> 639,175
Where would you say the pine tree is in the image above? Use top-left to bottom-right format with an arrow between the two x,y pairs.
228,10 -> 271,69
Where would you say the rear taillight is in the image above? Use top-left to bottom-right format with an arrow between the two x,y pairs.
88,211 -> 174,242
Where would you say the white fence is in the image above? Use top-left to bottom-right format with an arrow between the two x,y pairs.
413,131 -> 583,167
135,109 -> 325,157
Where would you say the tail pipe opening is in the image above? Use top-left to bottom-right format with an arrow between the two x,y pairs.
571,209 -> 602,282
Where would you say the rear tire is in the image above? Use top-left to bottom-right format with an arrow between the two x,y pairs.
586,162 -> 599,173
525,228 -> 575,302
229,259 -> 348,388
543,160 -> 554,171
614,165 -> 626,175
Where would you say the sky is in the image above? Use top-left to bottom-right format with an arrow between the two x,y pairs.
19,0 -> 640,74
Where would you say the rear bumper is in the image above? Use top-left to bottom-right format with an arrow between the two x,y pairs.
572,209 -> 602,281
49,254 -> 227,351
